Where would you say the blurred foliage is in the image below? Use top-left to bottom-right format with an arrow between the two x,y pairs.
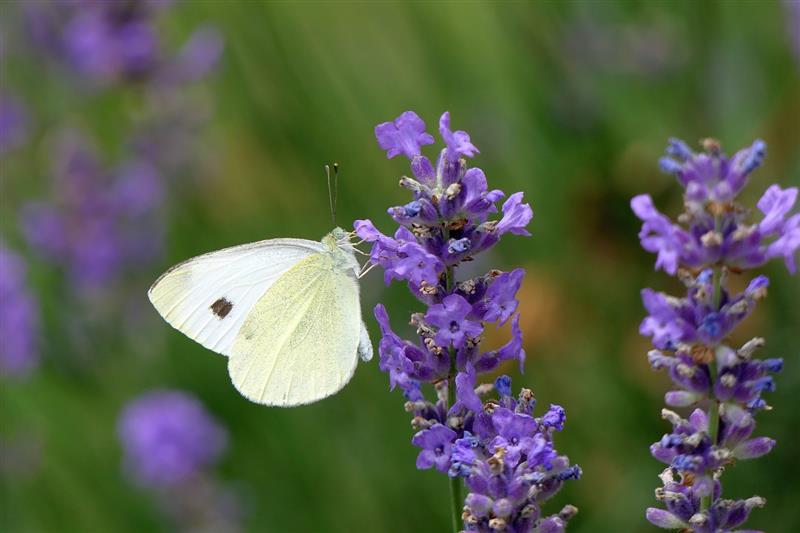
2,1 -> 799,532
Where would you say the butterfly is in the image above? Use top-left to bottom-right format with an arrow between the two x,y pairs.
148,225 -> 373,407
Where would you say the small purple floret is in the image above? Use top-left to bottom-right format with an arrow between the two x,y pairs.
375,111 -> 435,160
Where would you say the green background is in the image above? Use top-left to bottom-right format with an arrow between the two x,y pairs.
2,1 -> 799,532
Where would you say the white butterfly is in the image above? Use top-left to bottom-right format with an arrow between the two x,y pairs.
148,227 -> 372,407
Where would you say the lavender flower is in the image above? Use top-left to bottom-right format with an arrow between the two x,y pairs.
362,111 -> 579,532
634,138 -> 792,532
375,111 -> 435,159
0,243 -> 40,378
117,389 -> 227,488
425,294 -> 484,349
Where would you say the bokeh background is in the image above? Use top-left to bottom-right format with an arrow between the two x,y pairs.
2,1 -> 799,532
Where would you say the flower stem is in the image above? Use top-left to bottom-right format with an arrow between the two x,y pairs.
701,264 -> 723,512
444,264 -> 463,533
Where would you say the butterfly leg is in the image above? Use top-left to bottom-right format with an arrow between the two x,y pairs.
358,262 -> 379,279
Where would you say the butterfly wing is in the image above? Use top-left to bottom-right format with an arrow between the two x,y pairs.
148,238 -> 326,356
228,251 -> 362,406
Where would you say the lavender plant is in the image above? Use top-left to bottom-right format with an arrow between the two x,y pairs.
632,138 -> 799,532
356,111 -> 580,533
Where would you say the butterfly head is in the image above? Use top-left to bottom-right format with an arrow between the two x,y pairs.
323,227 -> 360,275
324,226 -> 356,253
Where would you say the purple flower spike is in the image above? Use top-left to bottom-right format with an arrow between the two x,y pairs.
375,111 -> 435,160
636,137 -> 791,532
366,110 -> 578,530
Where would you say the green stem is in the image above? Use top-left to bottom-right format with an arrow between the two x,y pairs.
444,265 -> 463,533
700,264 -> 723,512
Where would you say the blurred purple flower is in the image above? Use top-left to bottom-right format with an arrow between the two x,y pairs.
163,26 -> 224,85
21,131 -> 164,289
118,389 -> 227,488
785,0 -> 800,63
25,0 -> 222,86
0,94 -> 29,155
0,243 -> 40,379
64,11 -> 157,81
562,14 -> 688,78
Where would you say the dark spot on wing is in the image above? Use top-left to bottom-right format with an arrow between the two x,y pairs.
210,297 -> 233,318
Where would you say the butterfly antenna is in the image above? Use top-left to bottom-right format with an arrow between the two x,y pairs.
333,162 -> 339,226
325,164 -> 336,225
